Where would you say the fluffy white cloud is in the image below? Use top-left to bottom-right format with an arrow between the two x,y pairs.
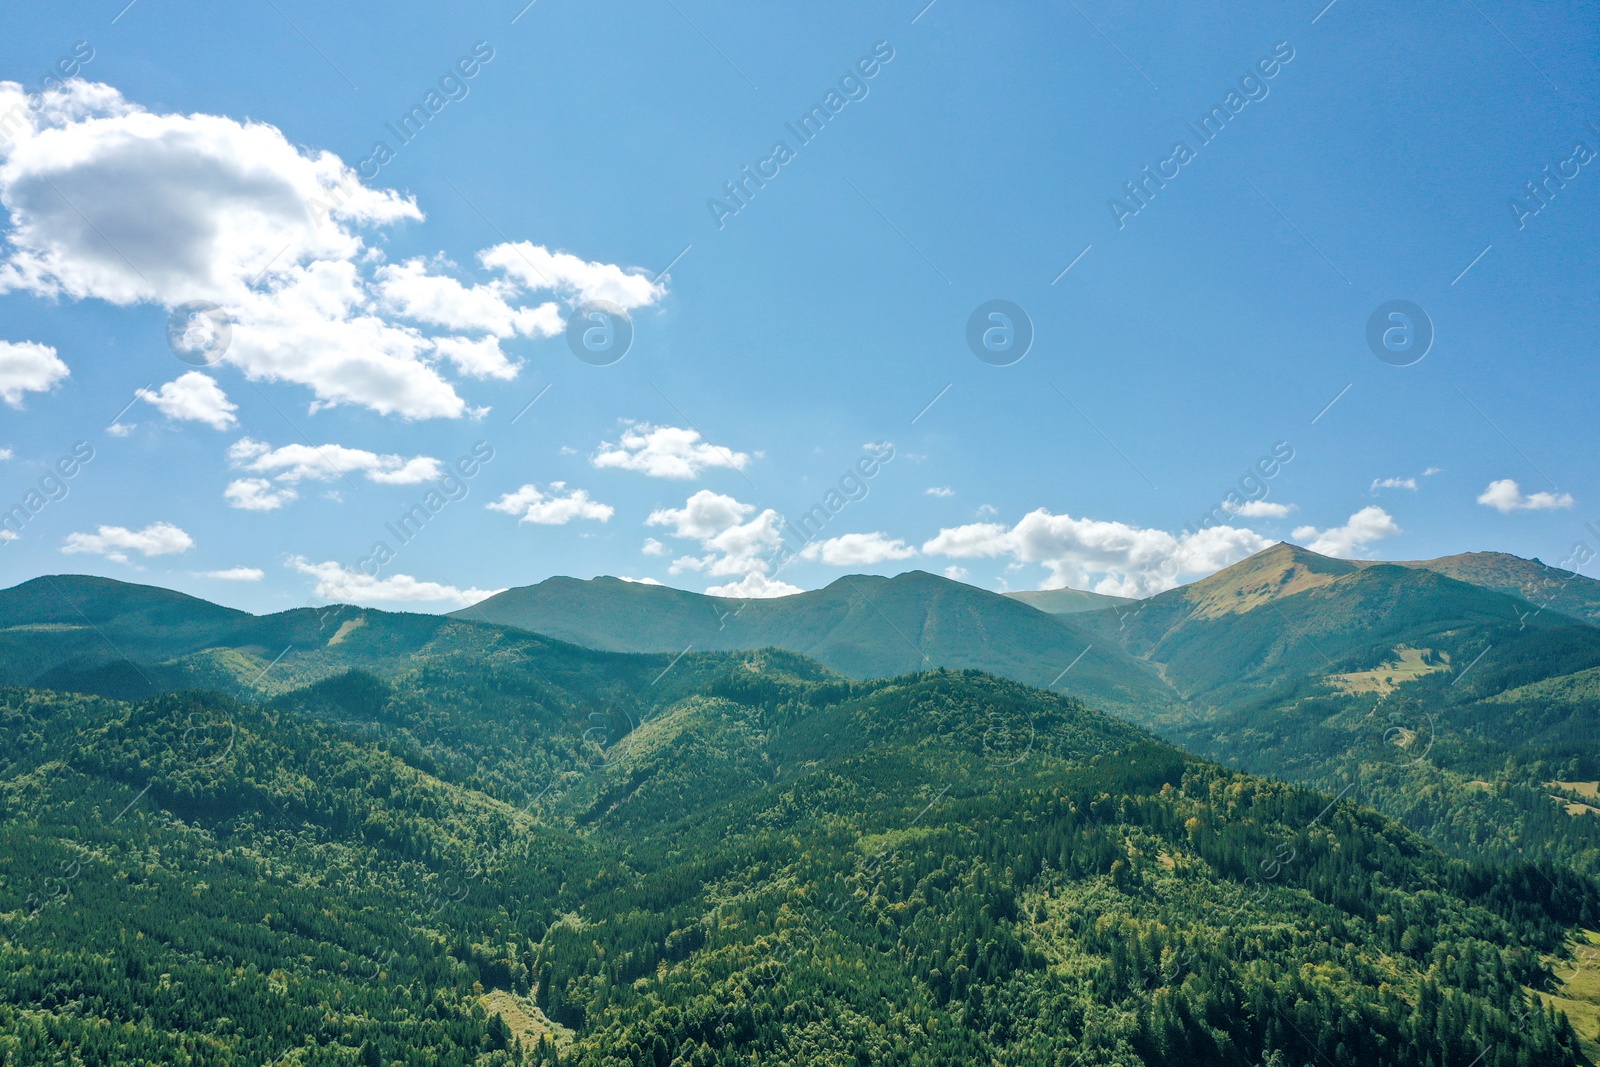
924,521 -> 1011,558
1293,506 -> 1401,557
479,242 -> 666,310
429,335 -> 518,381
228,437 -> 440,487
922,508 -> 1272,596
1224,499 -> 1294,518
642,537 -> 669,556
62,521 -> 193,562
647,489 -> 796,595
943,565 -> 969,581
926,486 -> 954,498
798,532 -> 917,566
649,490 -> 755,541
288,557 -> 500,608
0,449 -> 12,460
0,80 -> 666,419
0,339 -> 69,406
1372,477 -> 1418,491
224,478 -> 297,511
592,424 -> 751,479
137,371 -> 237,428
200,566 -> 263,581
1476,478 -> 1574,513
376,257 -> 561,342
617,575 -> 663,585
487,482 -> 614,525
705,572 -> 803,598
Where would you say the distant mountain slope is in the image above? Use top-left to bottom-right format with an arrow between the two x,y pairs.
1004,587 -> 1137,614
1370,551 -> 1600,624
458,570 -> 1177,714
0,573 -> 751,721
1095,543 -> 1600,703
1080,542 -> 1600,875
0,570 -> 1173,724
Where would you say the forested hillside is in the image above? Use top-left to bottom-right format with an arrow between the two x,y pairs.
0,644 -> 1594,1066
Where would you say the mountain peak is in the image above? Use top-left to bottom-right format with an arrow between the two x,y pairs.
1175,541 -> 1358,619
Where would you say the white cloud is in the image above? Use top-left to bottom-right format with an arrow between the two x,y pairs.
592,424 -> 751,479
943,565 -> 969,581
922,508 -> 1272,597
705,572 -> 804,598
200,566 -> 264,581
617,575 -> 663,585
1422,466 -> 1442,476
429,335 -> 519,381
0,339 -> 69,406
227,437 -> 441,486
647,489 -> 797,595
1292,506 -> 1401,557
478,242 -> 666,310
924,521 -> 1011,558
487,482 -> 614,525
375,256 -> 562,342
1372,477 -> 1418,491
136,371 -> 237,429
288,557 -> 500,608
649,489 -> 755,542
798,532 -> 917,566
0,80 -> 666,419
1224,499 -> 1294,518
926,486 -> 954,498
224,477 -> 297,511
1476,478 -> 1574,513
62,521 -> 193,562
642,537 -> 669,556
0,448 -> 12,461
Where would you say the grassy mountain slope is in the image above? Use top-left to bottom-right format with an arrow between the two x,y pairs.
1102,546 -> 1600,705
1375,551 -> 1600,625
1004,587 -> 1137,614
0,645 -> 1594,1066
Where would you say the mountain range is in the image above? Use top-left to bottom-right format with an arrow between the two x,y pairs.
0,583 -> 1594,1064
4,543 -> 1599,874
2,545 -> 1599,1061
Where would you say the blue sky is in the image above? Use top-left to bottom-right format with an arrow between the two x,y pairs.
0,0 -> 1597,613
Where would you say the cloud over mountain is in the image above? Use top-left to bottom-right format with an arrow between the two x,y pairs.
923,508 -> 1271,596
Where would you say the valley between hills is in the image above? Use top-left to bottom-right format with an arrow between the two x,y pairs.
0,541 -> 1597,1065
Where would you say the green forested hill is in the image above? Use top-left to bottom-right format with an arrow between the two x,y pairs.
0,643 -> 1595,1066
